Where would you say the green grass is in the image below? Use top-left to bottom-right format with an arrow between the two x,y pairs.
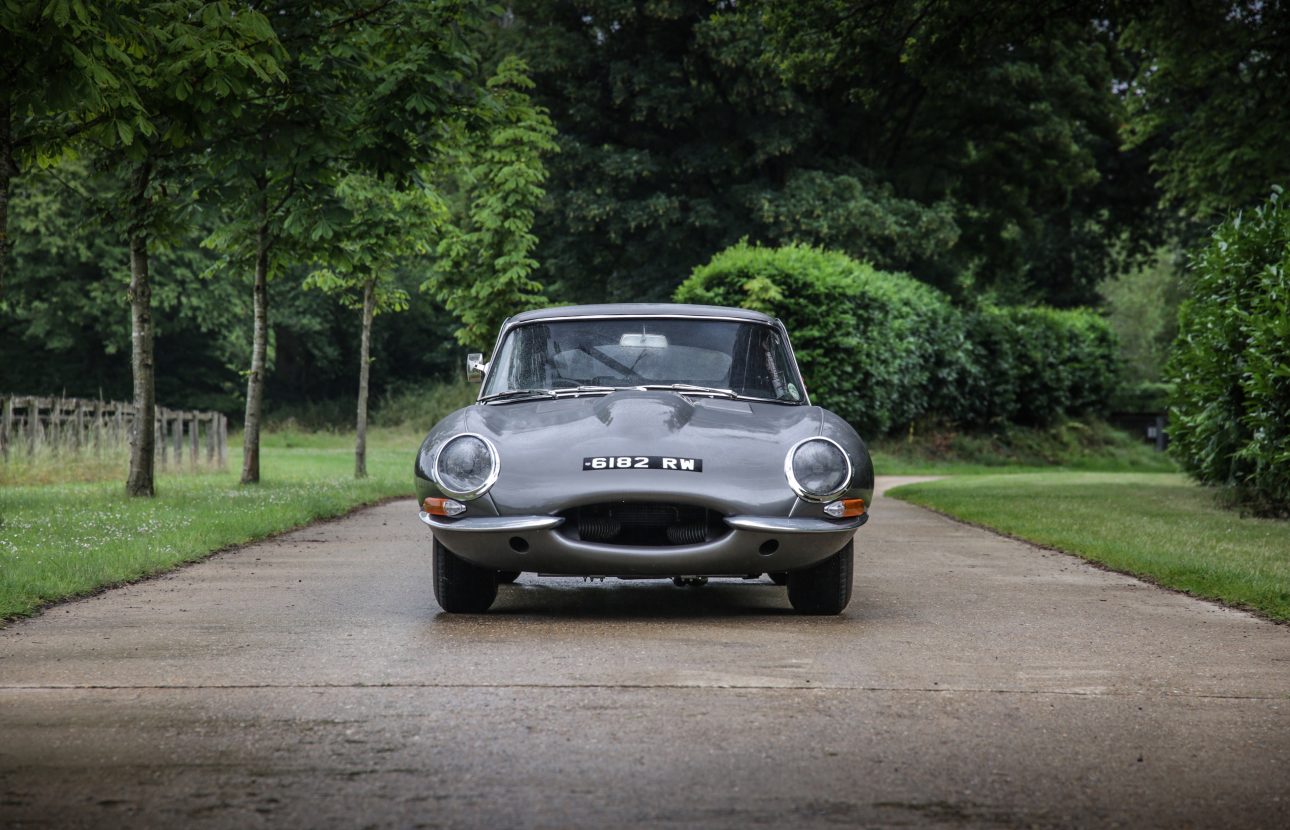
888,473 -> 1290,621
871,419 -> 1178,475
0,429 -> 421,621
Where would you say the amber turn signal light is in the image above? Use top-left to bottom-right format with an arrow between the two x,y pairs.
423,497 -> 467,517
823,498 -> 865,518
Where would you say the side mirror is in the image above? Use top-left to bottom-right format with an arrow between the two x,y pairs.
466,353 -> 488,383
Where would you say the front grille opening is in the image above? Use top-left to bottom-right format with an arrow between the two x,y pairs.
559,502 -> 727,547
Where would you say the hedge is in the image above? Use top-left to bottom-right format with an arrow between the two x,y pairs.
1167,188 -> 1290,517
675,242 -> 1118,436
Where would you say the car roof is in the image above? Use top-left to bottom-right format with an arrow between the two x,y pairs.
506,303 -> 775,326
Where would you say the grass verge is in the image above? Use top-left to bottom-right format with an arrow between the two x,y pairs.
888,473 -> 1290,622
0,430 -> 420,621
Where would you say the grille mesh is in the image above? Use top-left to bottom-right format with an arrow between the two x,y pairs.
561,502 -> 725,546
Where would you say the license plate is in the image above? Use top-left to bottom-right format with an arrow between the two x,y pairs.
583,456 -> 703,472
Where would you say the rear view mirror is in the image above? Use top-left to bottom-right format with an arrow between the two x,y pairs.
466,353 -> 488,383
619,333 -> 668,348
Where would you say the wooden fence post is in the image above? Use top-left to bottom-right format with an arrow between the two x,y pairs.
218,413 -> 228,468
48,398 -> 60,458
73,401 -> 84,454
92,400 -> 102,457
205,414 -> 215,465
1,396 -> 11,462
28,398 -> 40,458
189,411 -> 198,467
172,409 -> 183,468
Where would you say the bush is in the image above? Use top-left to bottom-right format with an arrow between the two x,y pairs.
675,242 -> 969,435
677,242 -> 1118,435
1167,188 -> 1290,516
928,304 -> 1118,427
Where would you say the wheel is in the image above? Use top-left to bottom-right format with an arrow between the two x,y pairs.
786,541 -> 853,615
433,538 -> 498,613
497,570 -> 521,584
768,572 -> 789,586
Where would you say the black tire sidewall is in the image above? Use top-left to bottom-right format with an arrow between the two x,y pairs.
432,538 -> 498,613
786,540 -> 854,615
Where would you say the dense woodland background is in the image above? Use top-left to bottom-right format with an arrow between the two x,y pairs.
1,1 -> 1287,446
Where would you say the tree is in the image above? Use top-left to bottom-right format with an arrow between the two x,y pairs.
202,0 -> 489,484
754,0 -> 1164,305
1121,0 -> 1290,222
89,2 -> 284,496
305,175 -> 442,477
425,56 -> 558,350
500,0 -> 1160,306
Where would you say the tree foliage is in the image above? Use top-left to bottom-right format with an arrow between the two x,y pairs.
499,0 -> 1159,307
1121,0 -> 1290,221
426,56 -> 558,350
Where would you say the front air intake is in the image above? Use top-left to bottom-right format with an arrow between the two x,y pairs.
560,502 -> 726,547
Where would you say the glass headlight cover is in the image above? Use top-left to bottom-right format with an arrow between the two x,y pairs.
785,437 -> 851,502
433,433 -> 499,499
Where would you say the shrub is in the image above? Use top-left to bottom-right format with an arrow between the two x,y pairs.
677,241 -> 1119,436
675,242 -> 969,435
1167,188 -> 1290,516
952,306 -> 1117,426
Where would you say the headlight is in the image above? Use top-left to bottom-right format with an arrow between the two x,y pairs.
784,437 -> 851,502
433,433 -> 499,499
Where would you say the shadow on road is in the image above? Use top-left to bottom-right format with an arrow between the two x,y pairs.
452,577 -> 809,620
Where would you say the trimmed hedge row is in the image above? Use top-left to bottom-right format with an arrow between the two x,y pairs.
675,242 -> 1117,436
1167,189 -> 1290,517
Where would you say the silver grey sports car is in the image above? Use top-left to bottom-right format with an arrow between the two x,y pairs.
414,303 -> 874,614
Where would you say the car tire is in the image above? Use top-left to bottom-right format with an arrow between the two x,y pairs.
433,538 -> 498,613
786,541 -> 853,615
497,570 -> 521,584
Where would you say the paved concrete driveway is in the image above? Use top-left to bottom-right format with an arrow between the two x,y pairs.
2,477 -> 1287,828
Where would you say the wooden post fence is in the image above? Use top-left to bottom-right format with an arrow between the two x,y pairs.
0,395 -> 230,470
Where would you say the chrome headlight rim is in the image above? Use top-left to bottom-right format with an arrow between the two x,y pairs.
784,436 -> 852,503
432,432 -> 500,501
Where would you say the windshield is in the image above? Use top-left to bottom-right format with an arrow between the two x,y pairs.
480,317 -> 805,403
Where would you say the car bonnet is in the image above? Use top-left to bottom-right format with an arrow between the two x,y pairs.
463,390 -> 824,515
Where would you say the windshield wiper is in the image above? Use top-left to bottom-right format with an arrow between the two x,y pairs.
637,383 -> 738,399
479,388 -> 557,403
552,385 -> 618,396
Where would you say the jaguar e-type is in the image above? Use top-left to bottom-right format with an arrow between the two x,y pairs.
413,303 -> 874,614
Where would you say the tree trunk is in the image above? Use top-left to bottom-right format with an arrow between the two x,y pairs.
125,161 -> 156,497
0,95 -> 16,292
241,186 -> 270,484
355,279 -> 375,479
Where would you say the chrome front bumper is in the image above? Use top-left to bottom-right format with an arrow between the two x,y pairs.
418,512 -> 865,576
